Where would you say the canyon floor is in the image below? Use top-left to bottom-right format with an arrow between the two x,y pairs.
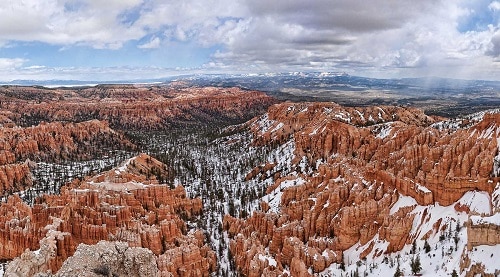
0,84 -> 498,276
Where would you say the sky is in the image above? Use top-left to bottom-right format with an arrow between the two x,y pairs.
0,0 -> 499,82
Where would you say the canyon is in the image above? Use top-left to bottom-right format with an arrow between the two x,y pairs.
2,153 -> 216,276
224,102 -> 500,276
0,84 -> 276,130
0,84 -> 498,276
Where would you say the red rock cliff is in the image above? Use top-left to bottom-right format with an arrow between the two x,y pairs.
1,154 -> 216,276
224,102 -> 499,275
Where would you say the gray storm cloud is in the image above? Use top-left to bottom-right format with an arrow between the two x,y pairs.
0,0 -> 498,80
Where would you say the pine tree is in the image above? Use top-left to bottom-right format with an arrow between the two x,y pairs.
394,261 -> 402,277
451,269 -> 458,277
410,255 -> 422,275
411,240 -> 417,254
424,240 -> 431,253
354,267 -> 359,277
340,252 -> 346,271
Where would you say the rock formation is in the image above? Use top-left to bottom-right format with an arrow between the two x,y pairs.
224,102 -> 500,275
6,241 -> 159,277
0,119 -> 135,196
0,85 -> 277,130
467,215 -> 500,250
2,154 -> 216,276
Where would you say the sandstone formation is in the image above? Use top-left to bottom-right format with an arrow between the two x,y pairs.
5,241 -> 160,277
2,154 -> 216,276
0,119 -> 135,196
251,103 -> 498,206
0,85 -> 277,130
467,215 -> 500,250
224,102 -> 500,275
0,119 -> 135,163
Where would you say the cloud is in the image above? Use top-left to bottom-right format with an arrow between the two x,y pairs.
0,58 -> 26,70
0,0 -> 499,80
0,0 -> 145,49
487,32 -> 500,57
207,0 -> 500,79
489,1 -> 500,11
138,37 -> 161,49
207,1 -> 435,70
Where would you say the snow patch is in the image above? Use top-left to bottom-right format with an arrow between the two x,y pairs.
493,137 -> 500,177
270,122 -> 284,133
256,114 -> 277,133
390,194 -> 417,215
415,183 -> 431,194
478,125 -> 496,139
465,244 -> 500,275
458,191 -> 492,215
266,177 -> 306,213
116,157 -> 134,172
470,213 -> 500,225
258,254 -> 277,267
493,182 -> 500,211
355,110 -> 365,121
376,124 -> 392,139
334,112 -> 352,123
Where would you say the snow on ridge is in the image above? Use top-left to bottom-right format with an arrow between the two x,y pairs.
493,138 -> 500,178
334,112 -> 352,123
414,182 -> 431,194
478,125 -> 496,139
270,122 -> 284,133
258,254 -> 277,267
320,190 -> 496,277
458,191 -> 492,215
116,157 -> 134,172
431,108 -> 500,131
430,120 -> 461,131
256,113 -> 279,134
465,108 -> 500,122
355,110 -> 365,122
390,194 -> 417,215
470,213 -> 500,225
266,177 -> 306,213
493,182 -> 500,212
375,123 -> 392,139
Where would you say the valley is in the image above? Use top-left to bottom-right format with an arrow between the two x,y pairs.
0,82 -> 498,276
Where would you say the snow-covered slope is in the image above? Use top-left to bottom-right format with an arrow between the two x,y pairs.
223,103 -> 500,277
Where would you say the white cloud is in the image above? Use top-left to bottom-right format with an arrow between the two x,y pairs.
489,1 -> 500,11
0,0 -> 498,80
207,0 -> 500,80
0,0 -> 145,48
0,58 -> 26,70
138,37 -> 161,49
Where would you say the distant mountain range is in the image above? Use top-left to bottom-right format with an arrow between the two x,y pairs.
3,72 -> 499,117
173,72 -> 500,117
4,72 -> 500,91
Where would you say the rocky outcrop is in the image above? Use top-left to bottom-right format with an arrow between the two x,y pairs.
467,215 -> 500,250
0,163 -> 32,195
0,119 -> 136,196
250,102 -> 499,206
2,154 -> 216,276
0,119 -> 135,164
6,240 -> 159,277
225,102 -> 500,275
0,85 -> 277,130
157,230 -> 217,277
55,241 -> 158,277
